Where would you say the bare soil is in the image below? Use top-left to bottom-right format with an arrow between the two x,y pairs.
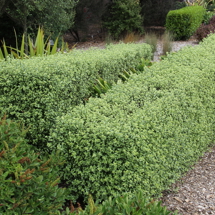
161,145 -> 215,215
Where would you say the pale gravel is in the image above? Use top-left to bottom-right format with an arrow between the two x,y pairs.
152,39 -> 198,61
160,145 -> 215,215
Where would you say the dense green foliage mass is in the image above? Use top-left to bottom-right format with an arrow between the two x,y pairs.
48,34 -> 215,202
166,5 -> 206,40
0,43 -> 152,148
4,0 -> 77,39
103,0 -> 144,39
0,116 -> 69,214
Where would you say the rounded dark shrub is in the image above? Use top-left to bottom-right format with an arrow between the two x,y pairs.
195,15 -> 215,41
209,15 -> 215,24
195,24 -> 215,41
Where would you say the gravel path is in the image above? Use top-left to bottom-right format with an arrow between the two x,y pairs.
153,39 -> 198,61
161,145 -> 215,215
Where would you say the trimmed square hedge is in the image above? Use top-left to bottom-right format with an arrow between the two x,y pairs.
0,43 -> 152,148
48,34 -> 215,202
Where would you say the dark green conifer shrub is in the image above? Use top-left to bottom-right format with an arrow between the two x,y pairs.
103,0 -> 144,39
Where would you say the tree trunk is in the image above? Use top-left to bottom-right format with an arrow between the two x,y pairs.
23,7 -> 28,55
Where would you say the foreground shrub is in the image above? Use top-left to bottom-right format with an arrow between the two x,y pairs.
165,6 -> 206,40
0,42 -> 152,149
72,190 -> 178,215
0,115 -> 69,214
48,34 -> 215,203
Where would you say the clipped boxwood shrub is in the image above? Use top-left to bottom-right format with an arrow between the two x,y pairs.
48,34 -> 215,203
0,43 -> 152,149
0,115 -> 69,214
165,6 -> 206,40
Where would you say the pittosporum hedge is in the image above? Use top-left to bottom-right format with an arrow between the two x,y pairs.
0,43 -> 152,149
48,34 -> 215,203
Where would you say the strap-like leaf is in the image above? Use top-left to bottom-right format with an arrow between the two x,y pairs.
28,36 -> 35,57
0,48 -> 4,60
2,39 -> 9,58
51,37 -> 59,55
20,34 -> 25,58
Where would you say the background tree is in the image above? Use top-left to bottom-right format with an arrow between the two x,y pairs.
0,0 -> 10,15
140,0 -> 179,26
69,0 -> 107,42
103,0 -> 144,39
5,0 -> 78,41
0,13 -> 23,47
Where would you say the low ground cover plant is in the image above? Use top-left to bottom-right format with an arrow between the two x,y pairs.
48,33 -> 215,204
122,32 -> 141,43
0,42 -> 152,149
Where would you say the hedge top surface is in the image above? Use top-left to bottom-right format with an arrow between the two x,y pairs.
168,5 -> 205,15
0,42 -> 152,147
